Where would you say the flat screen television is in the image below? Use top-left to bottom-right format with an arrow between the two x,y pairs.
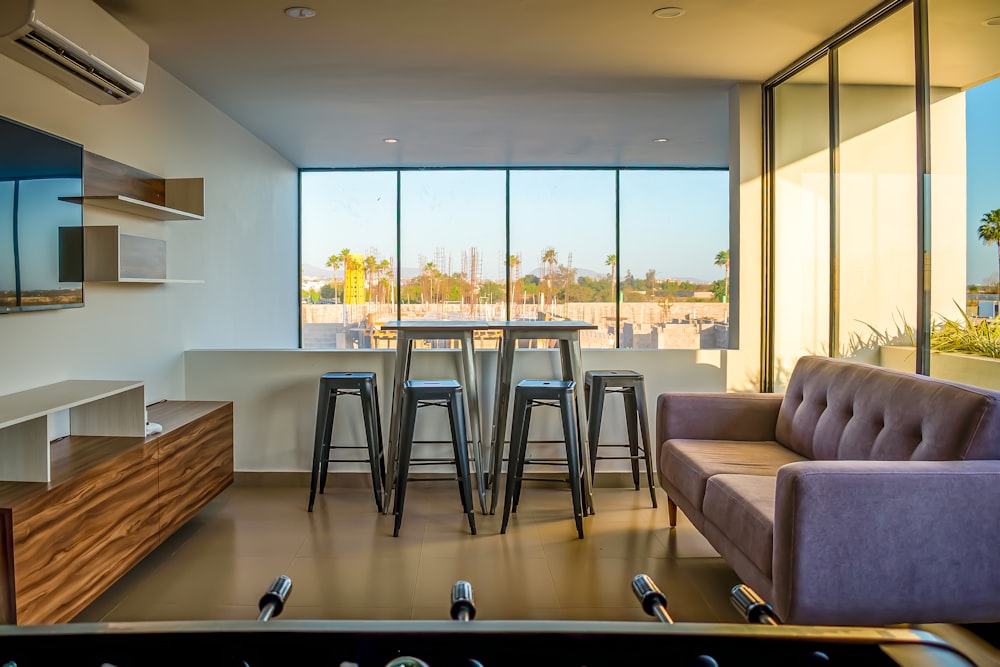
0,115 -> 84,314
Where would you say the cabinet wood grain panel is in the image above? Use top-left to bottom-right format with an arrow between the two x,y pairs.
0,400 -> 233,624
154,402 -> 233,542
12,439 -> 159,625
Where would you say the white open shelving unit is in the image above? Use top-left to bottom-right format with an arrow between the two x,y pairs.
0,380 -> 145,483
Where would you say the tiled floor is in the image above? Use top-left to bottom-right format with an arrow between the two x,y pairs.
74,482 -> 746,624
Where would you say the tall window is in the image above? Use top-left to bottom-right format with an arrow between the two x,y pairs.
619,170 -> 731,351
300,168 -> 730,350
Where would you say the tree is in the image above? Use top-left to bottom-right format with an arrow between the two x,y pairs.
542,247 -> 558,299
979,209 -> 1000,292
605,254 -> 617,301
714,250 -> 730,303
324,247 -> 352,303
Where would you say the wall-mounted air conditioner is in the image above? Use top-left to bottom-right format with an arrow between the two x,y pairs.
0,0 -> 148,104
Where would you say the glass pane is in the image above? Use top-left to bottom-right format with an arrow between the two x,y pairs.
838,5 -> 918,369
925,0 -> 1000,388
509,170 -> 616,348
300,170 -> 398,349
399,170 -> 507,333
619,170 -> 730,350
772,58 -> 831,389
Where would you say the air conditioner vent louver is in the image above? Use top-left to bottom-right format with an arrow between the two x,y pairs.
16,30 -> 137,100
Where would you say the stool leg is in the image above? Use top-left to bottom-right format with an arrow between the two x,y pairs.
559,389 -> 585,539
308,385 -> 332,512
634,380 -> 658,508
511,399 -> 534,513
501,392 -> 529,534
623,388 -> 641,491
587,379 -> 606,480
360,380 -> 385,513
318,391 -> 338,495
372,378 -> 387,500
448,392 -> 476,535
393,391 -> 418,537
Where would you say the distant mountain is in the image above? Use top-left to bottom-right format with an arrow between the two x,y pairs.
302,264 -> 336,279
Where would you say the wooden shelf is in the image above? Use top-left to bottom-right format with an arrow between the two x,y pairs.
71,225 -> 203,284
60,194 -> 204,221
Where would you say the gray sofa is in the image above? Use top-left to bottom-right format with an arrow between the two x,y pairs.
656,354 -> 1000,626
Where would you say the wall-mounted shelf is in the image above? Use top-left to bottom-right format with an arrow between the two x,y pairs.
60,191 -> 204,222
71,225 -> 202,284
58,152 -> 206,284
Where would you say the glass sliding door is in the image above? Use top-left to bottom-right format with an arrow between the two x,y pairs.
837,5 -> 918,369
925,0 -> 1000,387
771,58 -> 831,389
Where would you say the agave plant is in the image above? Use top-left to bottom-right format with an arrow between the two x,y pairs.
930,307 -> 1000,359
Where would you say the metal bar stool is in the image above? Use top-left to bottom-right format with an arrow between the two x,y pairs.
393,380 -> 477,537
308,371 -> 385,513
501,380 -> 584,539
584,370 -> 657,508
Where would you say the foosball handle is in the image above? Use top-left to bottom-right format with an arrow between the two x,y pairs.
257,575 -> 293,621
450,580 -> 477,621
730,583 -> 781,625
631,573 -> 673,624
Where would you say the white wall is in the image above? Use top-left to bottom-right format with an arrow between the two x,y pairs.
0,57 -> 299,402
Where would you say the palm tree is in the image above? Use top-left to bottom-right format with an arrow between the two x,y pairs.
714,250 -> 730,303
542,247 -> 558,298
605,254 -> 617,300
324,252 -> 344,302
979,209 -> 1000,292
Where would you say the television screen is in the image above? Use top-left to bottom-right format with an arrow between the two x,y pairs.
0,115 -> 84,314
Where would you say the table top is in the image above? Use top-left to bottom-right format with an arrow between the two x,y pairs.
379,319 -> 597,332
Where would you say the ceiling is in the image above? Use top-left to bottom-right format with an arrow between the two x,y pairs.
92,0 -> 894,168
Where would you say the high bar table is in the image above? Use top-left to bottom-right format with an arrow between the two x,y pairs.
488,319 -> 599,516
379,320 -> 491,515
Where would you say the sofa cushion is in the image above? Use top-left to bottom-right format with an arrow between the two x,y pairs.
775,355 -> 1000,461
703,474 -> 777,577
660,439 -> 806,512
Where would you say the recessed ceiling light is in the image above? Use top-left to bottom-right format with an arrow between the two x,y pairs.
383,138 -> 398,144
984,16 -> 1000,26
284,7 -> 316,19
653,137 -> 670,143
652,7 -> 685,19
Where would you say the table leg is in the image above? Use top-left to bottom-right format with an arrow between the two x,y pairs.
489,334 -> 517,514
562,336 -> 595,515
459,331 -> 488,514
383,334 -> 412,515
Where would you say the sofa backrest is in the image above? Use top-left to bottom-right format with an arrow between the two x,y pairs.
775,355 -> 1000,461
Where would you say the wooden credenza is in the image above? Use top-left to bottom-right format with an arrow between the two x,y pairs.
0,399 -> 233,625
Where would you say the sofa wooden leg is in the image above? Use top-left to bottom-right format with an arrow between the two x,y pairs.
667,497 -> 677,527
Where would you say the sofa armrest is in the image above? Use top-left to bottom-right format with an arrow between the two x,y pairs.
772,460 -> 1000,626
656,392 -> 783,446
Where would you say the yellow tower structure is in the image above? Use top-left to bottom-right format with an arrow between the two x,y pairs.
344,253 -> 366,305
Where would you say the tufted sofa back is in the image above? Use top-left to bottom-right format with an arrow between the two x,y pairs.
774,356 -> 1000,461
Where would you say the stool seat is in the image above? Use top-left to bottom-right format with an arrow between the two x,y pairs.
393,380 -> 477,537
501,380 -> 584,539
308,371 -> 385,512
584,370 -> 657,508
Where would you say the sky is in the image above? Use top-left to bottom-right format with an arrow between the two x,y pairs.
301,169 -> 730,284
966,76 -> 1000,285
